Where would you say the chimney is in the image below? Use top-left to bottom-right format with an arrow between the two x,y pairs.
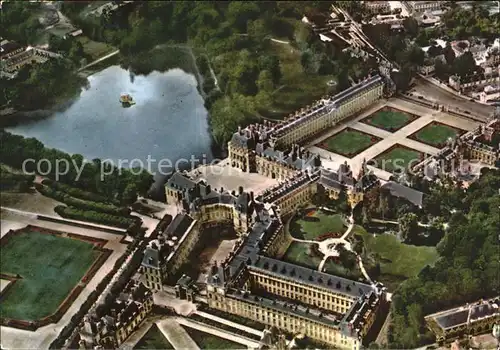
206,184 -> 211,195
238,186 -> 244,195
250,191 -> 254,201
211,262 -> 218,275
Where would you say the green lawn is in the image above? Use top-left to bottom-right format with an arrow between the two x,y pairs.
411,122 -> 463,147
135,325 -> 174,350
290,209 -> 347,241
283,242 -> 323,270
77,36 -> 116,61
362,108 -> 417,132
317,128 -> 380,157
0,230 -> 100,321
183,326 -> 246,349
354,226 -> 439,282
372,145 -> 424,173
258,42 -> 335,118
323,258 -> 363,280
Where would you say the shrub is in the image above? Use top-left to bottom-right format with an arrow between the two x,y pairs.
54,205 -> 140,229
42,179 -> 118,205
39,186 -> 130,216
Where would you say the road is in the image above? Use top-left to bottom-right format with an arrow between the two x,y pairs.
413,78 -> 495,119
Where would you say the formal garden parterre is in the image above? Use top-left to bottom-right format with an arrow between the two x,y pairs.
408,121 -> 466,148
0,225 -> 110,329
316,128 -> 382,158
361,106 -> 420,132
370,144 -> 425,174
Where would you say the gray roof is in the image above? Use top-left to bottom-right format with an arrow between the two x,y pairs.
435,299 -> 500,330
165,172 -> 196,191
332,75 -> 383,107
381,181 -> 424,207
250,256 -> 374,299
164,213 -> 194,239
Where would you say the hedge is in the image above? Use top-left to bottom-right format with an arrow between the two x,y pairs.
54,205 -> 140,229
42,179 -> 118,205
38,185 -> 131,216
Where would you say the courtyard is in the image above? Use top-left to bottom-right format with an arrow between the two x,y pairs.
182,325 -> 246,349
289,209 -> 346,241
316,128 -> 381,158
0,228 -> 102,321
370,144 -> 424,174
283,242 -> 323,270
361,107 -> 419,132
409,121 -> 466,148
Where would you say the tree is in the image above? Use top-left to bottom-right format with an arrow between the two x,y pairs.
399,212 -> 418,242
293,21 -> 314,50
452,51 -> 477,78
256,70 -> 274,93
247,18 -> 268,43
362,205 -> 371,227
403,17 -> 419,38
258,55 -> 282,85
443,43 -> 456,65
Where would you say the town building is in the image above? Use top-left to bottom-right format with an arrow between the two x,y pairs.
425,297 -> 500,344
408,1 -> 445,13
363,1 -> 391,14
480,85 -> 500,104
78,280 -> 153,349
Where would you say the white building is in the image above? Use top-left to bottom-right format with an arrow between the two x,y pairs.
481,85 -> 500,104
409,1 -> 445,13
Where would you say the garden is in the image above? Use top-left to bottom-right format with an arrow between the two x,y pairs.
353,226 -> 439,290
135,325 -> 174,350
0,228 -> 101,321
361,107 -> 419,132
289,208 -> 347,241
409,121 -> 465,148
316,128 -> 381,158
182,325 -> 246,349
371,144 -> 425,174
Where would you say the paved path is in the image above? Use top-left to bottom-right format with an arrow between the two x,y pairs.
177,318 -> 261,348
194,311 -> 264,337
77,49 -> 120,72
1,206 -> 127,233
156,319 -> 200,350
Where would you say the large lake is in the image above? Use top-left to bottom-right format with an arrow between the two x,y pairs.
7,65 -> 214,191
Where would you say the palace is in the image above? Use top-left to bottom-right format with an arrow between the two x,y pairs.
425,298 -> 500,344
78,280 -> 153,349
137,74 -> 397,348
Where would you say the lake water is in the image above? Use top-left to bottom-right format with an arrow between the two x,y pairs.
7,65 -> 214,191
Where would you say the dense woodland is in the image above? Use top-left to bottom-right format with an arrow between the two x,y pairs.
388,169 -> 500,348
0,131 -> 153,202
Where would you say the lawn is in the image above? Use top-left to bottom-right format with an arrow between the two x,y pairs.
289,209 -> 347,241
258,41 -> 335,118
135,325 -> 174,350
323,258 -> 363,281
283,242 -> 323,270
183,326 -> 246,349
371,145 -> 424,173
410,121 -> 464,148
354,226 -> 439,287
362,107 -> 418,132
0,230 -> 100,321
77,36 -> 116,61
316,128 -> 381,157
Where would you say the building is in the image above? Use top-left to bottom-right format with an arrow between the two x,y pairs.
0,39 -> 24,60
363,1 -> 391,14
425,297 -> 500,344
408,1 -> 445,13
228,75 -> 384,178
480,85 -> 500,104
78,280 -> 153,349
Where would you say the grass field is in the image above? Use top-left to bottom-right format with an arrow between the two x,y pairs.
183,326 -> 246,349
290,209 -> 346,241
317,128 -> 381,157
135,325 -> 174,350
410,121 -> 464,147
0,230 -> 100,321
354,226 -> 439,288
77,36 -> 116,61
258,42 -> 335,118
371,144 -> 424,173
362,108 -> 418,132
283,242 -> 322,269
